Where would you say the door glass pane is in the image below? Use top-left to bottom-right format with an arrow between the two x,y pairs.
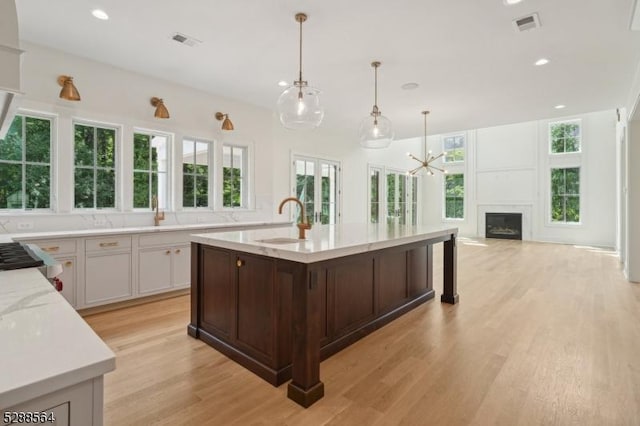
320,163 -> 337,224
386,172 -> 397,225
398,175 -> 407,225
411,176 -> 418,225
295,160 -> 314,222
370,169 -> 380,224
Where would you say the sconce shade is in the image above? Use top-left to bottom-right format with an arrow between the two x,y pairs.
215,112 -> 234,131
150,97 -> 170,119
57,75 -> 81,101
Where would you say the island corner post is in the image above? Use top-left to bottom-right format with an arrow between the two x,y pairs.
188,228 -> 459,408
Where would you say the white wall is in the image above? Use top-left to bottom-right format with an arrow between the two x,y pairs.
0,41 -> 423,234
421,110 -> 617,248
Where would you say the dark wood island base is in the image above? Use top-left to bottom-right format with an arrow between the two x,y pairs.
189,230 -> 458,408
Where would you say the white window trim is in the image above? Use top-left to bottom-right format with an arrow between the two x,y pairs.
216,140 -> 254,211
180,136 -> 215,211
548,118 -> 582,155
0,110 -> 57,214
291,152 -> 342,225
131,128 -> 173,212
442,132 -> 466,164
72,119 -> 121,212
367,164 -> 421,226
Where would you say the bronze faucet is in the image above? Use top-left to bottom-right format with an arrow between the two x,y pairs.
152,195 -> 165,226
278,197 -> 311,239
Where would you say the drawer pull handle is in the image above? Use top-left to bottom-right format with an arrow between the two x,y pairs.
99,242 -> 119,247
175,249 -> 181,254
166,250 -> 171,255
64,261 -> 73,267
43,246 -> 60,252
236,259 -> 244,267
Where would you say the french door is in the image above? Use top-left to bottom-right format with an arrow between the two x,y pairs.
369,166 -> 419,225
293,155 -> 341,225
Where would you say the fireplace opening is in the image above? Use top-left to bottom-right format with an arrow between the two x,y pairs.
486,213 -> 522,240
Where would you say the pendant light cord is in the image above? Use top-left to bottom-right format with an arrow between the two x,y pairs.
424,112 -> 428,155
298,17 -> 303,83
374,65 -> 378,108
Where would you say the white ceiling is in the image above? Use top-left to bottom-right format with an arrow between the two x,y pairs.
15,0 -> 640,139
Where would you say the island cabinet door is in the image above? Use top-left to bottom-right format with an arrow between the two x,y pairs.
407,245 -> 433,297
200,247 -> 234,338
234,253 -> 278,367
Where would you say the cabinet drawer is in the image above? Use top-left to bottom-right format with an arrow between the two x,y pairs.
85,236 -> 131,252
138,231 -> 190,248
33,239 -> 77,255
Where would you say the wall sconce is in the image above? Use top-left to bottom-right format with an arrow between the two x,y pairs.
215,112 -> 234,131
150,97 -> 170,119
57,75 -> 81,101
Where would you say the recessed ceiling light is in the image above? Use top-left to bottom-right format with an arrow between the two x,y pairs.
535,58 -> 549,66
91,9 -> 109,20
555,104 -> 566,109
277,80 -> 288,87
401,82 -> 419,90
503,0 -> 523,5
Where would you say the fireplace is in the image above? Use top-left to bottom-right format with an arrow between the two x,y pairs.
485,213 -> 522,240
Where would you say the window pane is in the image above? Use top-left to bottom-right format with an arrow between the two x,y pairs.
566,168 -> 580,194
195,142 -> 208,169
25,164 -> 50,209
133,133 -> 150,170
0,115 -> 23,161
370,169 -> 379,224
75,125 -> 94,166
445,174 -> 464,219
387,173 -> 396,221
0,163 -> 23,208
151,136 -> 167,173
96,128 -> 115,168
196,176 -> 208,207
566,196 -> 580,222
551,195 -> 564,221
133,171 -> 149,208
551,122 -> 580,153
74,168 -> 94,208
25,117 -> 50,163
183,174 -> 195,208
96,169 -> 115,208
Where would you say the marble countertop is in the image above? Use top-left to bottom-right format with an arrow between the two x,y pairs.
8,221 -> 291,242
0,268 -> 115,409
191,223 -> 458,263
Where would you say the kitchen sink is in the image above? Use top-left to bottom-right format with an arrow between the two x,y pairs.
254,237 -> 302,244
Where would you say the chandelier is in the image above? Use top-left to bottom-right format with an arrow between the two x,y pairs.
407,111 -> 447,176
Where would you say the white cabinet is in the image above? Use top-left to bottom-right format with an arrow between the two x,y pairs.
84,236 -> 132,306
138,232 -> 191,295
2,378 -> 103,426
31,239 -> 78,307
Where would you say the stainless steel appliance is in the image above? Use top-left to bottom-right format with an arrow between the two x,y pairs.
0,242 -> 63,290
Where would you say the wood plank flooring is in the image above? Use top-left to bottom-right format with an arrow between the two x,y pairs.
84,238 -> 640,425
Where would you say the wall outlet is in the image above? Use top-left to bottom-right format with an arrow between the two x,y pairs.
17,222 -> 34,230
197,216 -> 206,223
94,219 -> 106,226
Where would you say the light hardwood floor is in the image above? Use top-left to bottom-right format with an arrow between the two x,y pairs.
84,238 -> 640,425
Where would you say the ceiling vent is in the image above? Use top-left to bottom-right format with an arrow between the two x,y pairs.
170,32 -> 202,47
512,13 -> 541,32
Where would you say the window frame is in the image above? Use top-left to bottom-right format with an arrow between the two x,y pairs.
0,111 -> 55,212
443,173 -> 465,221
549,119 -> 582,155
291,153 -> 342,225
72,119 -> 119,211
442,133 -> 466,164
132,128 -> 172,211
549,166 -> 581,224
181,137 -> 213,210
367,164 -> 420,226
219,142 -> 250,210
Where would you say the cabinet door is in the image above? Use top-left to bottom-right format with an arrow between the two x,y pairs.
138,248 -> 172,295
200,247 -> 234,337
171,244 -> 191,289
85,252 -> 132,305
53,256 -> 76,307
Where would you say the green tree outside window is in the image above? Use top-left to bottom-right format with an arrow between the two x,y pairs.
551,167 -> 580,222
74,123 -> 116,208
550,121 -> 580,154
445,174 -> 464,219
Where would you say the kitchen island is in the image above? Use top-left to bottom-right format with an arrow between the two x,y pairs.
188,223 -> 458,407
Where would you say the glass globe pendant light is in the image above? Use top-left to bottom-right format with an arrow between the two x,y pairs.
277,13 -> 324,129
359,61 -> 394,148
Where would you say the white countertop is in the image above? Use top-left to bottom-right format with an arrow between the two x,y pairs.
191,223 -> 458,263
9,221 -> 291,242
0,268 -> 115,409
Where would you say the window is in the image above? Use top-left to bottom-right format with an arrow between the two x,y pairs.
294,156 -> 340,225
74,122 -> 116,209
133,131 -> 169,209
369,166 -> 419,225
444,174 -> 464,219
443,134 -> 465,163
550,120 -> 580,153
182,139 -> 210,208
551,167 -> 580,223
222,145 -> 247,208
0,114 -> 52,209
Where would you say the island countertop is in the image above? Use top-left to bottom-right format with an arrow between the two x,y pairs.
191,223 -> 458,263
0,268 -> 115,409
